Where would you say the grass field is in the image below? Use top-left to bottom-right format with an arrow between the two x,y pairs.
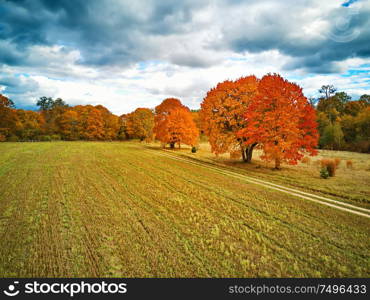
172,141 -> 370,208
0,141 -> 369,277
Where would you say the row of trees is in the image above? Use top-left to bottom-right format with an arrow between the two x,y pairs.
122,98 -> 199,148
315,85 -> 370,152
1,73 -> 369,168
121,74 -> 319,168
0,95 -> 123,142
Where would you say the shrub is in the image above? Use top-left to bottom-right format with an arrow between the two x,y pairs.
346,160 -> 353,169
50,134 -> 61,141
301,157 -> 311,165
8,135 -> 19,142
39,135 -> 52,142
326,161 -> 336,177
320,159 -> 329,168
320,159 -> 337,177
320,167 -> 329,179
355,140 -> 370,153
191,146 -> 197,153
0,134 -> 6,142
334,158 -> 341,167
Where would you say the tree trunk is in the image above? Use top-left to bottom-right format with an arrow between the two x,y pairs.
246,143 -> 256,163
274,158 -> 281,169
241,146 -> 246,161
170,142 -> 175,149
241,143 -> 256,163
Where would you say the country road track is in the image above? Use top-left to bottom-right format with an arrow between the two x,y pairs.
148,149 -> 370,219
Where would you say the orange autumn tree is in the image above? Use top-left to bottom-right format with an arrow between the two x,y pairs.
95,105 -> 120,140
154,98 -> 198,148
57,110 -> 80,140
200,76 -> 259,162
239,73 -> 318,169
126,108 -> 154,141
16,109 -> 45,141
0,94 -> 20,140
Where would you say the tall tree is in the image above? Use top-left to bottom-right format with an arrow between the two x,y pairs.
36,96 -> 69,134
126,108 -> 154,141
320,122 -> 344,150
57,110 -> 80,140
95,105 -> 120,140
319,85 -> 337,99
154,98 -> 198,148
200,76 -> 259,162
359,94 -> 370,104
239,74 -> 318,169
15,109 -> 44,140
0,94 -> 19,139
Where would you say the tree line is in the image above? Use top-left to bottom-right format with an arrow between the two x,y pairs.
1,73 -> 369,167
315,85 -> 370,152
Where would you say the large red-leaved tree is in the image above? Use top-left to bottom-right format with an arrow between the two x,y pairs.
238,74 -> 318,169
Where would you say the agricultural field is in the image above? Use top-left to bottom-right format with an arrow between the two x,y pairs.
172,141 -> 370,209
0,141 -> 369,277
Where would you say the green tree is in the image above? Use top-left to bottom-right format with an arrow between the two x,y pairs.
319,85 -> 337,99
317,92 -> 351,116
36,97 -> 69,134
320,122 -> 344,150
359,94 -> 370,104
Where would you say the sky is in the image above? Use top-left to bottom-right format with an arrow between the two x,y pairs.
0,0 -> 369,115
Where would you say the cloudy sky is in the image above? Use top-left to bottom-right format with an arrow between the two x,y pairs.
0,0 -> 369,115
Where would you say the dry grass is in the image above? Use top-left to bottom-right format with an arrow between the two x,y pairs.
170,141 -> 370,208
346,160 -> 353,169
0,141 -> 369,277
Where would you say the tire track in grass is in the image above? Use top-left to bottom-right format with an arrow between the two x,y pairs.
133,152 -> 369,274
79,145 -> 370,276
108,150 -> 295,275
112,151 -> 349,276
149,152 -> 369,246
150,150 -> 370,218
98,148 -> 265,276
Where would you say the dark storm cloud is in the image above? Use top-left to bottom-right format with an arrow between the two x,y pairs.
0,0 -> 369,73
0,0 -> 205,67
224,0 -> 370,73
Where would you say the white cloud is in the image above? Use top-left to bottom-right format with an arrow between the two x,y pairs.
0,0 -> 369,114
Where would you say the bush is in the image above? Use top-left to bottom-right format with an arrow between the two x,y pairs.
38,135 -> 52,142
191,146 -> 197,153
301,157 -> 311,165
334,158 -> 341,167
320,159 -> 337,177
320,167 -> 329,179
326,162 -> 336,177
50,134 -> 61,141
0,134 -> 6,142
7,135 -> 19,142
346,160 -> 353,169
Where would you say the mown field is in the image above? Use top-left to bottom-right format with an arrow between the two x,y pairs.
0,141 -> 369,277
171,141 -> 370,208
